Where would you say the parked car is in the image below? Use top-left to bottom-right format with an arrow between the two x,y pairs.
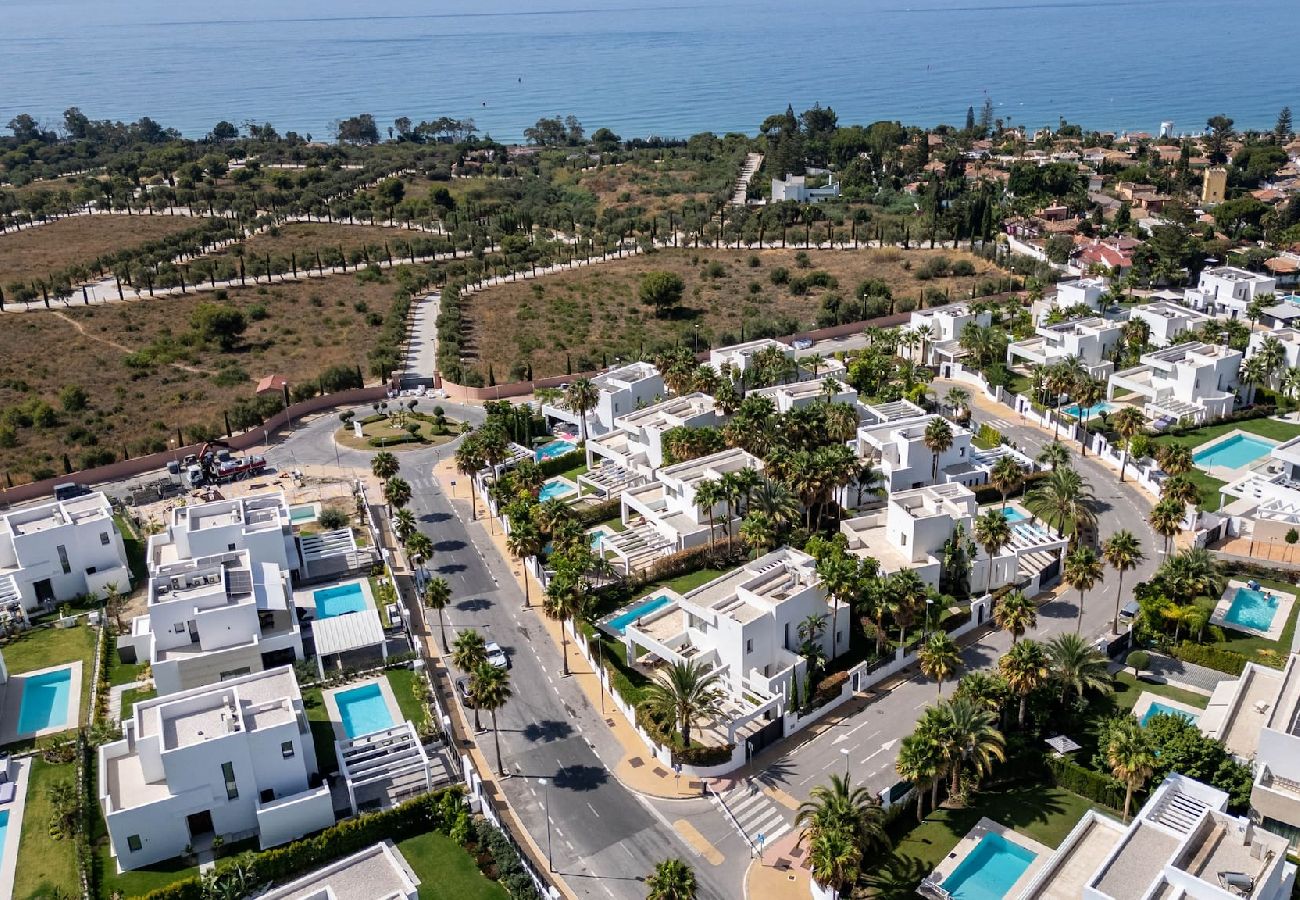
485,641 -> 509,669
792,338 -> 814,351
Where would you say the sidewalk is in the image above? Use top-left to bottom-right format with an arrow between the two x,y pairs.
746,855 -> 812,900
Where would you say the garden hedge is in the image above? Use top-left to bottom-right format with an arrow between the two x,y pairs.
1170,641 -> 1248,676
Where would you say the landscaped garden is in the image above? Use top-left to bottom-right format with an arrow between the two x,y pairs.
335,408 -> 461,451
1,621 -> 98,731
12,756 -> 82,900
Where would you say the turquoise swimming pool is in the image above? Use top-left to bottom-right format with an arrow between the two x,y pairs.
1064,402 -> 1113,420
942,832 -> 1037,900
314,582 -> 368,618
1140,701 -> 1200,728
1223,586 -> 1281,632
18,666 -> 73,734
609,595 -> 672,635
289,503 -> 318,523
535,439 -> 577,461
1002,507 -> 1028,523
1193,434 -> 1273,470
335,683 -> 394,739
0,809 -> 9,861
539,478 -> 576,502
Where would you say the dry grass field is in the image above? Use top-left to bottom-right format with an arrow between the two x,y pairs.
568,162 -> 714,215
461,247 -> 995,378
0,272 -> 405,483
0,214 -> 202,287
210,222 -> 424,265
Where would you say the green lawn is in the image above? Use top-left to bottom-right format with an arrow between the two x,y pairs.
121,686 -> 157,719
554,458 -> 589,485
2,623 -> 98,731
397,830 -> 510,900
864,785 -> 1103,899
1211,577 -> 1299,668
1151,418 -> 1300,508
13,758 -> 81,900
387,668 -> 430,732
113,512 -> 149,584
1182,469 -> 1228,510
594,516 -> 627,533
301,688 -> 340,775
652,566 -> 730,596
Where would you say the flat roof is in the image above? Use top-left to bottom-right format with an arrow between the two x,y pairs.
249,841 -> 419,900
314,610 -> 386,657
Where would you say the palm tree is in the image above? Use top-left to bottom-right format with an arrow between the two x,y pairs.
1072,377 -> 1105,455
993,590 -> 1037,644
1024,466 -> 1096,546
973,508 -> 1012,597
543,575 -> 586,677
371,450 -> 400,481
406,530 -> 433,574
1157,443 -> 1192,477
944,387 -> 972,422
452,629 -> 488,731
1102,530 -> 1145,633
795,773 -> 891,858
887,568 -> 927,646
990,456 -> 1023,510
564,377 -> 599,444
423,577 -> 452,652
392,507 -> 417,544
645,859 -> 698,900
895,731 -> 944,822
931,697 -> 1006,797
1149,497 -> 1184,554
999,639 -> 1050,728
851,461 -> 886,509
1036,440 -> 1070,471
823,402 -> 859,444
740,511 -> 777,555
1155,547 -> 1225,599
923,418 -> 954,483
815,551 -> 858,659
471,661 -> 513,776
1107,717 -> 1156,822
914,323 -> 935,363
383,476 -> 412,512
454,438 -> 484,520
643,660 -> 724,748
693,479 -> 725,550
1064,545 -> 1103,633
1047,633 -> 1111,706
505,522 -> 545,607
808,828 -> 863,897
919,632 -> 961,697
1111,406 -> 1146,483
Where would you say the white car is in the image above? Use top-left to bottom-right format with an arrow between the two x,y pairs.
484,641 -> 509,669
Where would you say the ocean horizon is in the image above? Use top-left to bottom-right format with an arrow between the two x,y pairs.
3,0 -> 1298,142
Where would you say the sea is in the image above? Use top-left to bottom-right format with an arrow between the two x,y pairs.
2,0 -> 1298,143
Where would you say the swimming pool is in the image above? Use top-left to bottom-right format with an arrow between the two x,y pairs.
335,683 -> 395,739
942,832 -> 1037,900
1193,434 -> 1274,470
0,809 -> 9,861
289,503 -> 318,524
1223,586 -> 1281,632
314,582 -> 369,619
18,667 -> 73,734
1002,507 -> 1028,524
535,439 -> 577,461
539,478 -> 576,502
1140,701 -> 1201,728
608,595 -> 673,635
1064,402 -> 1113,420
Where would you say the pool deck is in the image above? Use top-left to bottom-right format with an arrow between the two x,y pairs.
0,756 -> 31,900
0,660 -> 84,746
1210,579 -> 1294,642
924,816 -> 1051,897
294,576 -> 376,620
1132,691 -> 1204,726
540,476 -> 581,503
323,674 -> 403,742
1191,429 -> 1279,481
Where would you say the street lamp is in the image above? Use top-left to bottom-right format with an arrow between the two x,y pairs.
538,777 -> 553,873
841,747 -> 850,781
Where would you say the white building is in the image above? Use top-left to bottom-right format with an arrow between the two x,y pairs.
583,392 -> 725,489
770,173 -> 840,204
149,492 -> 299,576
904,303 -> 993,366
254,841 -> 420,900
1006,317 -> 1124,379
1016,773 -> 1295,900
707,338 -> 794,378
1185,266 -> 1278,318
540,361 -> 663,439
608,448 -> 762,571
1248,328 -> 1300,370
748,375 -> 857,413
1108,341 -> 1243,424
1128,301 -> 1215,348
621,547 -> 848,741
98,667 -> 334,871
0,492 -> 132,613
121,549 -> 303,696
1032,277 -> 1107,323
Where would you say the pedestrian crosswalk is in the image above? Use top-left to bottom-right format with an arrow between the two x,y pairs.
714,781 -> 793,851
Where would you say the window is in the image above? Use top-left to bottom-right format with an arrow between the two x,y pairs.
227,543 -> 237,552
745,639 -> 753,654
56,545 -> 71,575
281,740 -> 295,759
100,531 -> 111,546
221,762 -> 238,800
127,834 -> 143,853
173,623 -> 187,634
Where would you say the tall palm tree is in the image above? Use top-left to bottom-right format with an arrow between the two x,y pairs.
1025,465 -> 1097,546
1149,497 -> 1184,554
1111,406 -> 1147,483
999,639 -> 1050,727
923,417 -> 954,483
505,521 -> 545,607
1102,530 -> 1145,633
693,479 -> 725,550
471,661 -> 513,776
454,437 -> 484,520
564,377 -> 600,444
645,859 -> 698,900
823,402 -> 859,444
919,632 -> 961,697
895,731 -> 943,822
643,660 -> 725,748
795,773 -> 891,859
1072,377 -> 1105,455
423,577 -> 452,653
993,589 -> 1037,644
887,568 -> 927,646
370,450 -> 400,481
1107,716 -> 1156,822
852,461 -> 886,509
1157,444 -> 1192,477
542,575 -> 586,677
452,629 -> 488,731
718,470 -> 747,537
990,456 -> 1024,510
406,530 -> 433,574
1064,545 -> 1103,633
383,476 -> 412,512
1037,440 -> 1070,471
931,697 -> 1006,797
392,507 -> 417,544
1155,547 -> 1225,599
740,511 -> 777,555
808,828 -> 863,898
1047,633 -> 1111,705
973,508 -> 1012,597
815,550 -> 858,659
944,387 -> 972,422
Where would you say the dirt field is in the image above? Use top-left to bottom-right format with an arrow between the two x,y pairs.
0,214 -> 203,287
461,247 -> 995,378
0,272 -> 406,483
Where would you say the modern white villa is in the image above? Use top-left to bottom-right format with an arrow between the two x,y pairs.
0,491 -> 132,614
748,374 -> 857,413
1248,328 -> 1300,370
148,492 -> 300,575
770,172 -> 840,204
1032,277 -> 1106,323
1185,266 -> 1278,318
1013,773 -> 1296,900
1128,301 -> 1215,348
1107,341 -> 1243,424
98,666 -> 334,871
582,392 -> 726,491
707,338 -> 794,377
540,360 -> 663,439
619,547 -> 847,744
1006,316 -> 1124,379
904,303 -> 992,366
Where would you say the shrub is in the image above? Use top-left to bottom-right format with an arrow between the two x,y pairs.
1045,754 -> 1125,810
1126,650 -> 1150,676
1170,641 -> 1247,675
769,266 -> 789,286
1286,528 -> 1298,545
318,506 -> 349,530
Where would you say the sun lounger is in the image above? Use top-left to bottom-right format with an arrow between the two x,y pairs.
0,782 -> 16,804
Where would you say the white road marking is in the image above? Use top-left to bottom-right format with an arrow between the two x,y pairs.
830,722 -> 879,745
859,739 -> 898,767
587,802 -> 600,818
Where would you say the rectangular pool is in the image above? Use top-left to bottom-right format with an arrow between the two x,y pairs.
942,832 -> 1037,900
0,809 -> 8,860
535,439 -> 577,461
289,503 -> 318,523
335,683 -> 394,739
1002,507 -> 1028,524
1223,586 -> 1281,632
539,478 -> 576,502
1140,701 -> 1201,728
1193,434 -> 1273,470
1064,402 -> 1113,420
609,595 -> 673,635
314,582 -> 369,619
18,666 -> 73,734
